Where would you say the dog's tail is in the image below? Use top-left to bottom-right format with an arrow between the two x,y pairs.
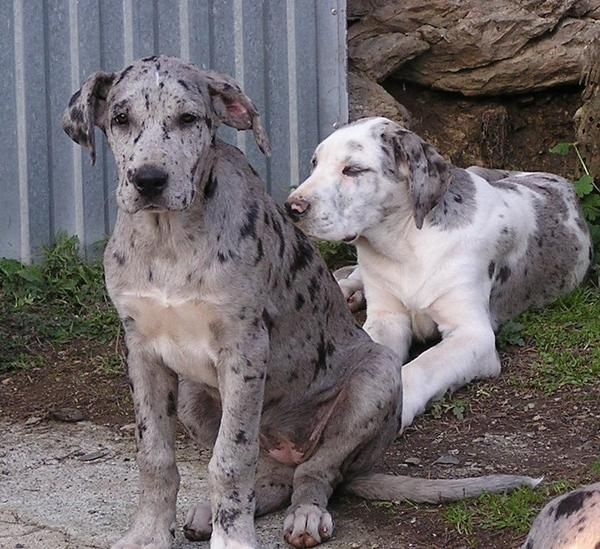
344,473 -> 542,503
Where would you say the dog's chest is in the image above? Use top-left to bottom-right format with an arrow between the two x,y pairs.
116,285 -> 221,388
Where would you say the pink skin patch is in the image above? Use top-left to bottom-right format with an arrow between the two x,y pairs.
261,390 -> 346,466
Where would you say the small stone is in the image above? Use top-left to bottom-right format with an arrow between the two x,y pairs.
49,408 -> 87,423
119,423 -> 136,433
434,454 -> 461,465
25,416 -> 43,426
532,415 -> 542,421
77,449 -> 109,462
404,457 -> 421,465
1,378 -> 11,385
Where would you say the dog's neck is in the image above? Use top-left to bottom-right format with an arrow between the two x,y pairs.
358,206 -> 419,262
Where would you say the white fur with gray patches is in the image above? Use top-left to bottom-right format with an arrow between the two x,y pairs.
524,482 -> 600,549
287,117 -> 591,429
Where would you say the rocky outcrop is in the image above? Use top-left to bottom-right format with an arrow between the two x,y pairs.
348,70 -> 411,126
348,0 -> 600,96
576,41 -> 600,177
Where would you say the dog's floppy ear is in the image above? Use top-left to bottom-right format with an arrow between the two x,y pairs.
202,70 -> 271,156
393,131 -> 450,229
62,71 -> 116,165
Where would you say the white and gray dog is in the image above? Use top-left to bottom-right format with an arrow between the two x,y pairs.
63,59 -> 538,549
524,482 -> 600,548
286,117 -> 592,429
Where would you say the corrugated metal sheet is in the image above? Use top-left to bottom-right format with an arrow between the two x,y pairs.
1,0 -> 347,262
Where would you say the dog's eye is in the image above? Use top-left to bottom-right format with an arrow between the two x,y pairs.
112,113 -> 129,126
343,166 -> 367,177
311,156 -> 317,168
180,113 -> 198,125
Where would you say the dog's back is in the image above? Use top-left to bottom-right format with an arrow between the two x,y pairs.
524,482 -> 600,549
479,171 -> 591,326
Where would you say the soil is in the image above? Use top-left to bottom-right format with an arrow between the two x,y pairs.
385,80 -> 583,179
2,335 -> 599,549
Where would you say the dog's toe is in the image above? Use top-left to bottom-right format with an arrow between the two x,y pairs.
183,502 -> 212,541
283,504 -> 334,548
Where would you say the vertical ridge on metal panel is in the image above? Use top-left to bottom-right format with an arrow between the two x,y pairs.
240,0 -> 268,184
1,1 -> 20,259
263,0 -> 290,203
68,0 -> 85,254
14,0 -> 30,262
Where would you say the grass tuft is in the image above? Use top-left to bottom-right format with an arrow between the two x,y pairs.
443,481 -> 574,537
517,287 -> 600,393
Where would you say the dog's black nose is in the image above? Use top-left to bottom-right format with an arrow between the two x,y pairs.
131,165 -> 169,198
285,198 -> 310,220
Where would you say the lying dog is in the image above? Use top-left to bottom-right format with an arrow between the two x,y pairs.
524,482 -> 600,548
286,117 -> 592,429
63,60 -> 539,549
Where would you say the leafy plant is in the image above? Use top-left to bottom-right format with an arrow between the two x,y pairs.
315,240 -> 356,270
0,234 -> 120,375
549,142 -> 600,273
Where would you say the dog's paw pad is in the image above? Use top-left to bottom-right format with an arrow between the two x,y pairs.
183,502 -> 212,541
283,504 -> 334,548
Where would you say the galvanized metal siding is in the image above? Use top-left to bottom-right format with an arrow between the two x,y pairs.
1,0 -> 347,262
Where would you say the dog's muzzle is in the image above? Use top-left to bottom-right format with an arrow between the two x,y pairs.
284,198 -> 311,220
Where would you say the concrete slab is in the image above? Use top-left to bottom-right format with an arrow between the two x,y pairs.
0,420 -> 400,549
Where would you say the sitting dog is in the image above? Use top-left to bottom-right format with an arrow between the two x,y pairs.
63,60 -> 539,549
524,482 -> 600,548
286,117 -> 592,430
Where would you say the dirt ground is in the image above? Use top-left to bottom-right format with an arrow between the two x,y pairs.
1,334 -> 599,549
385,80 -> 582,178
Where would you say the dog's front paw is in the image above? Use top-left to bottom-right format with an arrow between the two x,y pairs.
184,502 -> 212,541
111,524 -> 175,549
210,530 -> 257,549
283,504 -> 334,548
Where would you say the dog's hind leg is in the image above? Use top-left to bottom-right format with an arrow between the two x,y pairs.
283,345 -> 402,548
184,455 -> 293,542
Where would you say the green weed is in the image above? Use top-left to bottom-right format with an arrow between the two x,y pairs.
444,481 -> 574,538
518,287 -> 600,392
0,234 -> 120,375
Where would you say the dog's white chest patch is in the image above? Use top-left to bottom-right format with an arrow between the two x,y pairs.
118,289 -> 219,388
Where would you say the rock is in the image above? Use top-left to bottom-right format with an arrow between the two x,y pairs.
348,32 -> 429,82
433,454 -> 461,466
349,0 -> 600,95
348,70 -> 412,127
25,416 -> 43,426
76,449 -> 109,462
576,40 -> 600,177
404,456 -> 421,465
49,408 -> 87,423
347,0 -> 389,20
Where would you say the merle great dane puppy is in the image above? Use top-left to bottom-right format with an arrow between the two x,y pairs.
286,117 -> 592,431
63,58 -> 538,549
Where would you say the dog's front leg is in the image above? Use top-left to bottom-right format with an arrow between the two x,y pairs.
400,296 -> 500,429
362,282 -> 412,363
112,344 -> 179,549
209,333 -> 269,549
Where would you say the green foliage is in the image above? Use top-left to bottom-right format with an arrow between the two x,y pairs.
315,240 -> 356,270
517,287 -> 600,393
444,481 -> 574,537
429,396 -> 468,421
497,319 -> 526,349
549,142 -> 600,272
0,234 -> 119,374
